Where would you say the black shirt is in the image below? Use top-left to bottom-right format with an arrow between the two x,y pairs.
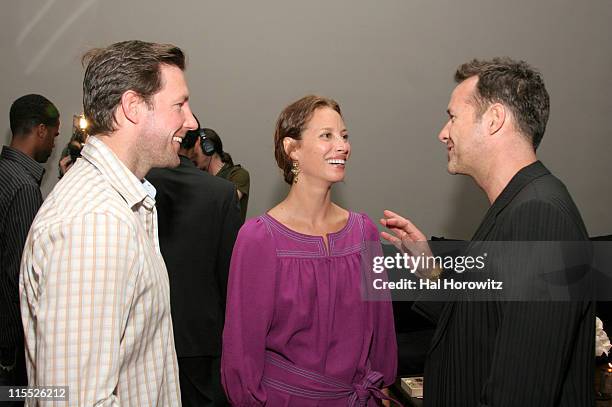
0,146 -> 44,347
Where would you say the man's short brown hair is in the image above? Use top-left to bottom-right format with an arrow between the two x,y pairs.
82,40 -> 186,135
455,57 -> 550,150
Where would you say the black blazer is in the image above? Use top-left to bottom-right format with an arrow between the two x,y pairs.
147,156 -> 241,358
415,161 -> 595,407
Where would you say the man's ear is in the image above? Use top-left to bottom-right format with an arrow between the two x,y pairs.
34,123 -> 47,140
486,103 -> 506,135
283,137 -> 299,161
120,90 -> 144,125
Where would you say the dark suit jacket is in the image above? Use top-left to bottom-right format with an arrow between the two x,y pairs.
415,161 -> 595,407
147,156 -> 241,358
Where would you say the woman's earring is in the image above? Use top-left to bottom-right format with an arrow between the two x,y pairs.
291,161 -> 300,184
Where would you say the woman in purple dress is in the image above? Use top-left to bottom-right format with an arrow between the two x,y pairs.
221,95 -> 398,406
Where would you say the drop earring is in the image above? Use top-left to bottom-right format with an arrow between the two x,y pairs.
291,161 -> 300,184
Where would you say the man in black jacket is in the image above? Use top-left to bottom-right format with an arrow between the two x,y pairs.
147,125 -> 241,407
382,58 -> 594,406
0,94 -> 59,397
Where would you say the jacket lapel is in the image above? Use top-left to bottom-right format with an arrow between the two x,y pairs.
426,161 -> 550,355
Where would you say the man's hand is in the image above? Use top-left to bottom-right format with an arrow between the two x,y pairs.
380,210 -> 440,279
380,209 -> 428,250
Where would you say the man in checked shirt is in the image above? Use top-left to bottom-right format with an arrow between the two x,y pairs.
19,40 -> 198,406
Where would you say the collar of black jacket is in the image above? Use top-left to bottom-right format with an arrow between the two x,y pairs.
472,160 -> 550,240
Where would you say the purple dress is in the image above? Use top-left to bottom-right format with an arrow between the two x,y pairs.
221,212 -> 397,406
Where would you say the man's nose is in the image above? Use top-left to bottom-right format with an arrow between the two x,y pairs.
184,107 -> 198,131
438,121 -> 450,143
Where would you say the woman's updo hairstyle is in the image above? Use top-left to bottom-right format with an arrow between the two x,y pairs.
273,95 -> 342,184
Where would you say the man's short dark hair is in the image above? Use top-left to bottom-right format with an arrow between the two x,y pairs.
9,94 -> 59,136
455,57 -> 550,150
82,40 -> 186,135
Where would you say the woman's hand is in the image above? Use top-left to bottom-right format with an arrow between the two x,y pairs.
381,387 -> 391,407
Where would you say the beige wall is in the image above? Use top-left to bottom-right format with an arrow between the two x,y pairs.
1,0 -> 610,238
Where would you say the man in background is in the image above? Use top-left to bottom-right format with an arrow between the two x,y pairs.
190,127 -> 250,224
0,94 -> 59,399
147,121 -> 241,407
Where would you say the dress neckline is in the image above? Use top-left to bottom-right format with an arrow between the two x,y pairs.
262,211 -> 355,242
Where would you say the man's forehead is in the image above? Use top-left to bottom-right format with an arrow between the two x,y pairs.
458,76 -> 478,94
153,65 -> 189,101
158,65 -> 189,92
450,77 -> 478,106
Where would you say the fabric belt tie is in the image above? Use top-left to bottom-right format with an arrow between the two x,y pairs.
262,351 -> 402,406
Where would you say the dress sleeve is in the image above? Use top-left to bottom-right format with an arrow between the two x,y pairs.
361,214 -> 398,387
221,217 -> 276,406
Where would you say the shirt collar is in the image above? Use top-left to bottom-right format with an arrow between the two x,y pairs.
217,162 -> 231,176
80,136 -> 155,210
488,160 -> 550,216
1,146 -> 45,185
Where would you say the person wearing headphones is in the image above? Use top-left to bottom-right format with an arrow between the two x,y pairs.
195,127 -> 250,224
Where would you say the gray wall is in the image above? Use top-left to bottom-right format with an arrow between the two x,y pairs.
1,0 -> 611,238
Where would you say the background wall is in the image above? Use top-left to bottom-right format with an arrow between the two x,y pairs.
1,0 -> 610,239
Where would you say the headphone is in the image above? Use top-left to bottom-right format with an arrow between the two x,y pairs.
199,128 -> 216,156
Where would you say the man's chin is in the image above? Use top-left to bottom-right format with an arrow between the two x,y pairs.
152,155 -> 180,170
168,155 -> 180,168
447,165 -> 470,177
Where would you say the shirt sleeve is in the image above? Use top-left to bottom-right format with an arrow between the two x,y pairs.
3,184 -> 42,306
221,218 -> 276,407
361,214 -> 398,387
20,212 -> 139,406
229,167 -> 250,197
